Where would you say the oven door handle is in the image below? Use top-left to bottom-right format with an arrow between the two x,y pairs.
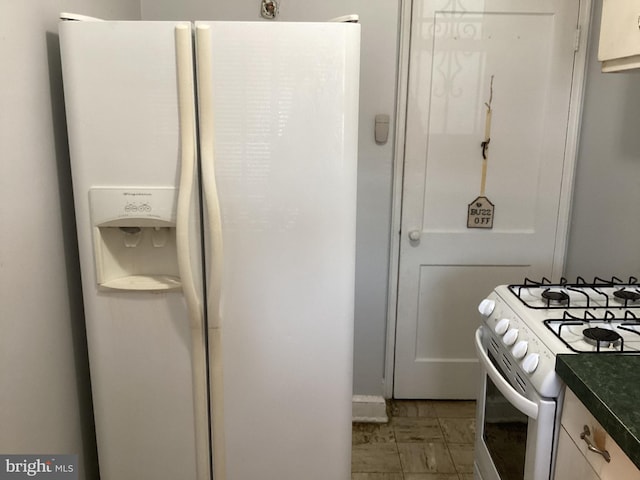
475,328 -> 539,420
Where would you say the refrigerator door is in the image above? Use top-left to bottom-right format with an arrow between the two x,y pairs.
195,21 -> 361,480
60,21 -> 206,480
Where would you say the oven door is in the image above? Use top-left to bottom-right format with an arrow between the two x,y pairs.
474,327 -> 559,480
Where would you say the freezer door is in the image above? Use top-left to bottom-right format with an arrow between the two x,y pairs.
59,20 -> 207,480
195,21 -> 361,480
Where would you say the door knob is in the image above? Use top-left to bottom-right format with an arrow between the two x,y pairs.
408,230 -> 421,241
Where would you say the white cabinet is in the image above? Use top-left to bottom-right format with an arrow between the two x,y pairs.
555,428 -> 600,480
598,0 -> 640,72
554,388 -> 640,480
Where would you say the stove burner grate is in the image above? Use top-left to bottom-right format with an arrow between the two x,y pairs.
509,276 -> 640,310
543,311 -> 640,354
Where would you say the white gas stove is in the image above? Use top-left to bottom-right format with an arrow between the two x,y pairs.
474,276 -> 640,480
478,277 -> 640,398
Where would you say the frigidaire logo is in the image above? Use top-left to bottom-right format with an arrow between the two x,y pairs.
0,456 -> 77,480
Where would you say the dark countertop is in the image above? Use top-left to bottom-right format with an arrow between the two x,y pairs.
556,354 -> 640,470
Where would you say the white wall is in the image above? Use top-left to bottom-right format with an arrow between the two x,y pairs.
142,0 -> 401,395
565,1 -> 640,279
0,1 -> 140,478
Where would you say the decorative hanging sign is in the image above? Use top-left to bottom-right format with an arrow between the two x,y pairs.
468,75 -> 495,229
467,196 -> 494,228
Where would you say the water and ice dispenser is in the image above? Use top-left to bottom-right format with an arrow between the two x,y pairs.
89,188 -> 180,291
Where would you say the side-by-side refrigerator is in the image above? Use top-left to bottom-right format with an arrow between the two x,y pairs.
59,17 -> 360,480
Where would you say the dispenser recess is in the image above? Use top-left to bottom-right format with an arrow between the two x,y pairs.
89,187 -> 180,291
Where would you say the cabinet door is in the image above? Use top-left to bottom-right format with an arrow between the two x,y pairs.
561,389 -> 640,480
598,0 -> 640,71
554,428 -> 600,480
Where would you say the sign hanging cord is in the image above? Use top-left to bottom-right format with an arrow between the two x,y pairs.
480,75 -> 494,196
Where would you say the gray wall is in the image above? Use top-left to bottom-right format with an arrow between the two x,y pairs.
565,1 -> 640,279
141,0 -> 401,396
0,1 -> 140,478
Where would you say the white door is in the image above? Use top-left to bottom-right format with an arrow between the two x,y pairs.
394,0 -> 581,398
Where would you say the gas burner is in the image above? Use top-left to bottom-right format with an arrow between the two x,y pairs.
613,289 -> 640,304
583,327 -> 622,348
541,290 -> 569,305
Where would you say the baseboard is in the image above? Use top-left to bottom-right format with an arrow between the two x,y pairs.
352,395 -> 388,423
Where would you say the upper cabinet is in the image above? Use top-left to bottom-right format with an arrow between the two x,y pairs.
598,0 -> 640,72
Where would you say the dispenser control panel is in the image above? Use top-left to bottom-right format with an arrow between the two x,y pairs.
89,187 -> 177,226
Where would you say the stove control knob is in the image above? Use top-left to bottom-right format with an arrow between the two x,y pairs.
512,340 -> 528,359
522,353 -> 540,374
503,328 -> 519,346
478,299 -> 496,317
495,318 -> 510,335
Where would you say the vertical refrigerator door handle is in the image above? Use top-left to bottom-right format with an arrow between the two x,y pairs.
174,24 -> 211,480
196,24 -> 227,480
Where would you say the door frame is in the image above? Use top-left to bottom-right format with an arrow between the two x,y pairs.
383,0 -> 594,398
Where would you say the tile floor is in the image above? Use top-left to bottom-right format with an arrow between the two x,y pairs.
352,399 -> 476,480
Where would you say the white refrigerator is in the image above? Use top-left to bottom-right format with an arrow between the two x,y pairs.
59,17 -> 359,480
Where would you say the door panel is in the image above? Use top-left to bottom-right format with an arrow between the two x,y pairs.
394,0 -> 580,398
